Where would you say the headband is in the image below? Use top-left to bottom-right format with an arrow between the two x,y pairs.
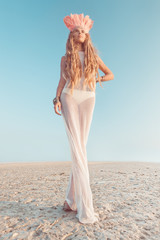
63,13 -> 94,33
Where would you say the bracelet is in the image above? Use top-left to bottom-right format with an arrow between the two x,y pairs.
101,76 -> 104,81
53,96 -> 60,105
96,76 -> 104,83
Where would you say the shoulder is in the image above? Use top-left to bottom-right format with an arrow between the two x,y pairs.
60,56 -> 66,68
61,55 -> 67,63
61,55 -> 66,61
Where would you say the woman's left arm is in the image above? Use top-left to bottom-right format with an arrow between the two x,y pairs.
97,55 -> 114,82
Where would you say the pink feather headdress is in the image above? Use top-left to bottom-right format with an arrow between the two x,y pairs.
63,13 -> 94,33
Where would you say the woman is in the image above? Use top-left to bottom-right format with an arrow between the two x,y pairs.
53,13 -> 114,224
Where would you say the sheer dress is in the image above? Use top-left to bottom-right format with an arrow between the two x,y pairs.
60,51 -> 99,224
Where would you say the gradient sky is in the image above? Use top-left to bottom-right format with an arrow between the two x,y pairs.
0,0 -> 160,163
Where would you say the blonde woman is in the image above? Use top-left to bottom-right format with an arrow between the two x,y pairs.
53,13 -> 114,224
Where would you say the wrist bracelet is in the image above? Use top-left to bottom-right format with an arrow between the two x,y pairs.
53,96 -> 60,105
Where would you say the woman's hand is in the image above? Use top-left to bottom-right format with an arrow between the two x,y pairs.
96,77 -> 103,83
54,101 -> 62,116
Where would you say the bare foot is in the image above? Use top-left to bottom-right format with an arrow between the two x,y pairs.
63,200 -> 72,211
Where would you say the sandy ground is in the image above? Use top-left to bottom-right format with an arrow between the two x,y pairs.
0,161 -> 160,240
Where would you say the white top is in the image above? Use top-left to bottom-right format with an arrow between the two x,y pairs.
63,51 -> 96,92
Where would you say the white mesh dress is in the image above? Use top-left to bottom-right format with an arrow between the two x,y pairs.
60,51 -> 99,224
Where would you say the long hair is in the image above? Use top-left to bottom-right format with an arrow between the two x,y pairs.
63,29 -> 103,96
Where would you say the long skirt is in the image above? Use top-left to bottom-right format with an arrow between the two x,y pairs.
60,87 -> 99,224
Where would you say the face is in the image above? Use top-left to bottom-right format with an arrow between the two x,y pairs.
72,27 -> 86,43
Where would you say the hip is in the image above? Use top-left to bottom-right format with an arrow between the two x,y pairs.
60,87 -> 96,105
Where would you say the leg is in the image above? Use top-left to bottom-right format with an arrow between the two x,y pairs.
64,169 -> 77,211
60,92 -> 80,211
79,96 -> 96,173
75,96 -> 99,223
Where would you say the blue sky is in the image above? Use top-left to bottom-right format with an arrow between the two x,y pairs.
0,0 -> 160,163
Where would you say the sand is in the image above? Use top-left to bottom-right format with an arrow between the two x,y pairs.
0,161 -> 160,240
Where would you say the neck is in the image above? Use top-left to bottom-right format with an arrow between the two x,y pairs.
75,42 -> 84,51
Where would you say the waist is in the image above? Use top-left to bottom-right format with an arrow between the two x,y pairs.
62,87 -> 95,95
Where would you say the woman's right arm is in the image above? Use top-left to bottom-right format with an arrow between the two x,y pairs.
55,56 -> 66,99
54,56 -> 66,116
